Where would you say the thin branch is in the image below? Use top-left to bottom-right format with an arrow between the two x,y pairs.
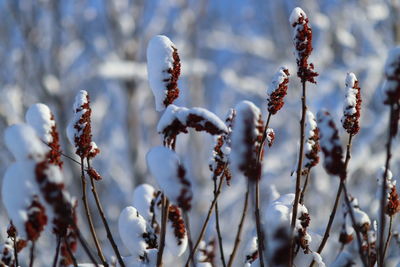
383,216 -> 394,261
63,237 -> 79,267
52,237 -> 61,267
74,227 -> 100,267
29,241 -> 35,267
79,157 -> 107,266
157,196 -> 170,267
86,159 -> 126,267
183,212 -> 197,267
289,80 -> 307,266
299,169 -> 311,205
185,174 -> 225,267
214,176 -> 226,267
379,104 -> 395,265
227,181 -> 250,267
12,236 -> 19,267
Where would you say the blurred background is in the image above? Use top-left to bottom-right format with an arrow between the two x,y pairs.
0,0 -> 400,265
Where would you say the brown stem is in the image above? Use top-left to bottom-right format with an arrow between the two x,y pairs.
12,236 -> 19,267
309,134 -> 353,267
157,195 -> 170,267
63,237 -> 79,267
214,176 -> 226,267
289,80 -> 307,266
379,104 -> 394,266
383,216 -> 394,261
29,241 -> 35,267
80,157 -> 107,266
74,227 -> 99,267
299,169 -> 311,205
52,237 -> 61,267
183,212 -> 197,267
86,159 -> 125,267
185,174 -> 225,267
227,181 -> 250,267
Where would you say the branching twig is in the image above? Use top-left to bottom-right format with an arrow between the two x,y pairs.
86,159 -> 125,267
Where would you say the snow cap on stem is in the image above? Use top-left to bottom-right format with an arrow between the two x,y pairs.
267,67 -> 290,115
147,35 -> 181,111
289,7 -> 318,83
317,110 -> 345,179
341,73 -> 362,135
146,146 -> 192,211
230,100 -> 264,181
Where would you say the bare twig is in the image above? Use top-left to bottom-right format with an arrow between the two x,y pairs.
79,157 -> 107,266
183,212 -> 197,267
12,236 -> 19,267
74,227 -> 100,267
29,241 -> 35,267
52,237 -> 61,267
87,159 -> 125,267
214,176 -> 226,267
63,237 -> 79,267
383,216 -> 394,260
157,196 -> 170,267
227,182 -> 250,267
299,169 -> 311,205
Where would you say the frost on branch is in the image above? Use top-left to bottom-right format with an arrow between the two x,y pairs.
66,90 -> 100,159
26,103 -> 63,168
341,73 -> 362,135
165,205 -> 188,257
317,110 -> 345,179
230,100 -> 263,181
209,108 -> 235,184
289,7 -> 318,83
147,35 -> 181,111
157,104 -> 228,149
264,194 -> 312,266
118,206 -> 158,262
383,47 -> 400,105
146,146 -> 192,211
304,111 -> 320,171
267,67 -> 290,114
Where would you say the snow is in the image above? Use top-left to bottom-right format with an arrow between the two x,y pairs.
165,212 -> 188,257
2,161 -> 42,240
132,184 -> 156,222
230,100 -> 261,174
146,35 -> 178,111
312,252 -> 326,267
267,66 -> 289,96
67,90 -> 89,146
342,73 -> 358,116
4,124 -> 46,161
25,103 -> 55,144
118,206 -> 148,259
146,146 -> 192,210
346,198 -> 371,228
289,7 -> 307,25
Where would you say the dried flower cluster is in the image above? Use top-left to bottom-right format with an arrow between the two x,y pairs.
342,73 -> 362,135
267,67 -> 290,114
304,111 -> 320,170
289,7 -> 318,83
168,205 -> 186,246
317,110 -> 345,179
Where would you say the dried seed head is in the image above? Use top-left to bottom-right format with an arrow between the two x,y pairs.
341,73 -> 362,135
267,67 -> 290,114
289,7 -> 318,83
230,101 -> 264,181
304,111 -> 320,170
386,186 -> 400,216
67,90 -> 100,159
147,35 -> 181,111
266,128 -> 275,147
317,110 -> 345,179
383,47 -> 400,105
25,196 -> 47,241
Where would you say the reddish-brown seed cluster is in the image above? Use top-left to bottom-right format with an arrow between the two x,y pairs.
304,127 -> 320,170
47,114 -> 63,168
317,111 -> 345,179
291,10 -> 318,83
163,47 -> 181,107
24,196 -> 47,242
6,224 -> 27,252
86,167 -> 102,181
266,128 -> 275,148
358,223 -> 377,266
245,250 -> 259,265
0,239 -> 14,266
342,80 -> 362,135
176,165 -> 192,211
296,212 -> 311,254
267,67 -> 290,114
168,205 -> 186,245
386,185 -> 400,216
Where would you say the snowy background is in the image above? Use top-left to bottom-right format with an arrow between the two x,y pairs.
0,0 -> 399,265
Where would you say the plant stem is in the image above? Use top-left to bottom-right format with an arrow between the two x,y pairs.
299,169 -> 311,205
86,159 -> 125,267
289,80 -> 307,266
157,195 -> 170,267
52,237 -> 61,267
383,216 -> 394,261
214,176 -> 226,267
227,181 -> 250,267
74,227 -> 99,267
80,157 -> 107,266
185,174 -> 225,267
183,212 -> 197,267
12,236 -> 19,267
63,237 -> 79,267
309,134 -> 353,267
379,104 -> 395,266
29,241 -> 35,267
